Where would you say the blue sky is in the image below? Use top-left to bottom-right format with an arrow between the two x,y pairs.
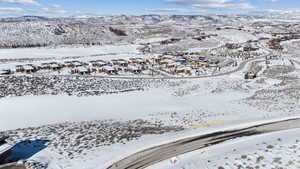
0,0 -> 299,17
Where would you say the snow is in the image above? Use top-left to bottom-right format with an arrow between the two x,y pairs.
0,72 -> 280,131
0,143 -> 13,155
211,29 -> 258,44
0,44 -> 141,59
21,116 -> 300,169
0,14 -> 299,169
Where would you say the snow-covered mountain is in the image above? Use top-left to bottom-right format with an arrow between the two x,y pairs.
0,14 -> 297,48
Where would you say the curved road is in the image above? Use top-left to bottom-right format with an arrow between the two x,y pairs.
106,117 -> 300,169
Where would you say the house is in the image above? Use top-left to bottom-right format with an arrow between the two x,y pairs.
40,63 -> 51,70
0,136 -> 13,164
188,59 -> 209,67
49,62 -> 62,70
64,61 -> 75,68
15,65 -> 24,72
166,62 -> 181,68
73,61 -> 86,67
23,65 -> 37,73
175,66 -> 192,74
154,57 -> 162,63
175,58 -> 187,64
111,59 -> 128,67
70,67 -> 91,75
99,66 -> 117,74
129,58 -> 147,65
158,58 -> 173,65
89,60 -> 107,67
125,65 -> 142,74
198,61 -> 209,68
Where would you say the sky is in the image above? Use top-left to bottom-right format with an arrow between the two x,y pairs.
0,0 -> 299,17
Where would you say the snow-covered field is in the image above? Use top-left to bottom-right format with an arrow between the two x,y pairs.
0,15 -> 300,169
1,47 -> 300,169
0,44 -> 141,59
0,71 -> 282,131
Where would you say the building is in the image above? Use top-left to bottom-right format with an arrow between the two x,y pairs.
89,60 -> 107,67
175,66 -> 192,74
99,66 -> 117,74
111,59 -> 128,67
125,65 -> 142,74
70,67 -> 91,75
73,61 -> 86,67
39,63 -> 51,70
166,62 -> 181,68
158,58 -> 173,65
129,58 -> 147,65
175,58 -> 187,64
63,61 -> 75,68
47,62 -> 62,71
23,65 -> 37,73
15,65 -> 24,73
0,136 -> 12,164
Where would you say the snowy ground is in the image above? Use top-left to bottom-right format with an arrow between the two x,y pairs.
1,50 -> 300,169
0,72 -> 282,131
0,17 -> 299,169
1,58 -> 299,169
0,44 -> 141,60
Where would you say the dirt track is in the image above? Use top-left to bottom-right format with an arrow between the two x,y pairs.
107,118 -> 300,169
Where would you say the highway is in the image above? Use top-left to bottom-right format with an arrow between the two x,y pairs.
106,117 -> 300,169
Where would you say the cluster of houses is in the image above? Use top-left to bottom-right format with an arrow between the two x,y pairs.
70,58 -> 148,75
153,54 -> 230,75
209,42 -> 261,61
7,58 -> 150,76
0,53 -> 236,77
268,34 -> 300,50
268,38 -> 283,50
225,43 -> 259,52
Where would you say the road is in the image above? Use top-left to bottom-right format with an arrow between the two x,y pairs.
0,163 -> 25,169
107,117 -> 300,169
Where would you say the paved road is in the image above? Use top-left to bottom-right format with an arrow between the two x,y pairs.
107,118 -> 300,169
0,163 -> 25,169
